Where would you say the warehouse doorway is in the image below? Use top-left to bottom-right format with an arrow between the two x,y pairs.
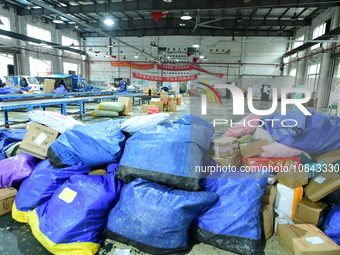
0,53 -> 14,84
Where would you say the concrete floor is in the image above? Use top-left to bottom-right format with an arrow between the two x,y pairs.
0,96 -> 329,255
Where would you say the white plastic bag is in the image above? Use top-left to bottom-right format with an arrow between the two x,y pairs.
28,111 -> 85,133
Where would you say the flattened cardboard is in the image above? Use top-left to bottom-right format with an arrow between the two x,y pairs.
261,185 -> 277,205
0,187 -> 17,216
19,122 -> 59,159
294,197 -> 328,226
43,79 -> 55,94
305,171 -> 340,202
239,139 -> 268,157
310,149 -> 340,164
118,97 -> 132,115
261,203 -> 274,240
277,224 -> 340,255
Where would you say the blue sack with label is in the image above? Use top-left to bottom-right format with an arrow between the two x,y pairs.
0,129 -> 27,160
116,123 -> 213,191
27,173 -> 122,255
48,119 -> 126,168
105,178 -> 218,254
322,205 -> 340,245
12,159 -> 91,223
262,110 -> 340,154
191,171 -> 268,255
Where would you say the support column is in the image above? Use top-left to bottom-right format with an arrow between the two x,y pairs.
316,49 -> 332,107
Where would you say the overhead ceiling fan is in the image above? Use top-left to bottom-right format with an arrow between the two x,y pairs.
188,10 -> 225,32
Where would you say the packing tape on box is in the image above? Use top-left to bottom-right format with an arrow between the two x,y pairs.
213,142 -> 238,154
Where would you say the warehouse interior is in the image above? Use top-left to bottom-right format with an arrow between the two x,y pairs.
1,0 -> 340,255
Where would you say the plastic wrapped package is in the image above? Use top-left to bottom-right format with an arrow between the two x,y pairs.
0,153 -> 40,188
0,129 -> 27,160
99,102 -> 125,112
12,160 -> 91,223
262,110 -> 340,154
28,111 -> 85,133
116,123 -> 213,191
259,142 -> 304,158
27,173 -> 123,255
223,114 -> 262,138
105,178 -> 218,254
47,119 -> 126,168
118,113 -> 170,135
92,109 -> 119,117
191,171 -> 268,255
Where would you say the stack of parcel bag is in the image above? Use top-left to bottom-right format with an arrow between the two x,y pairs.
0,109 -> 272,255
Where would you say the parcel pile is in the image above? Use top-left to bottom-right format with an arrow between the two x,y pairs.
207,110 -> 340,254
0,109 -> 340,255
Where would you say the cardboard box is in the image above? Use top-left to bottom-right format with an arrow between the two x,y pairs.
150,101 -> 163,112
242,156 -> 301,171
140,104 -> 157,112
278,168 -> 309,188
277,224 -> 340,255
310,149 -> 340,164
118,97 -> 132,115
261,185 -> 277,205
167,101 -> 177,112
209,137 -> 238,158
43,79 -> 55,94
305,171 -> 340,202
294,218 -> 305,224
143,88 -> 151,95
239,139 -> 268,157
160,92 -> 168,99
19,122 -> 59,159
151,88 -> 158,96
261,203 -> 274,240
210,150 -> 241,169
88,169 -> 107,175
0,187 -> 17,216
294,198 -> 328,226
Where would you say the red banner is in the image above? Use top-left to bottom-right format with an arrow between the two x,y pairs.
110,61 -> 154,70
133,73 -> 198,82
151,12 -> 168,22
157,64 -> 224,78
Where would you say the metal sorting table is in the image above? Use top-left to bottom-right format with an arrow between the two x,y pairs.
0,93 -> 143,125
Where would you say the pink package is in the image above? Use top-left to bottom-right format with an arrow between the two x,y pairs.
223,114 -> 262,138
259,142 -> 304,158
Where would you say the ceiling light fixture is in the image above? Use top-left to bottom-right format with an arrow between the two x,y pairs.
199,54 -> 204,59
53,16 -> 64,24
291,13 -> 298,22
88,47 -> 92,52
237,14 -> 243,22
2,4 -> 10,11
193,42 -> 200,47
134,53 -> 139,58
243,0 -> 251,2
123,56 -> 126,59
179,23 -> 186,27
74,23 -> 79,29
70,42 -> 75,47
163,0 -> 172,2
232,36 -> 236,41
181,12 -> 192,20
104,19 -> 114,25
104,52 -> 109,58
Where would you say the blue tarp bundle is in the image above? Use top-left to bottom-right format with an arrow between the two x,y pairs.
174,113 -> 214,130
105,178 -> 218,254
191,171 -> 268,255
0,129 -> 27,160
322,205 -> 340,245
27,173 -> 123,255
262,110 -> 340,154
13,160 -> 91,223
47,119 -> 126,168
0,87 -> 19,94
116,123 -> 214,191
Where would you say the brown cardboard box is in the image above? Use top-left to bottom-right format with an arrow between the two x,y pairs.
43,79 -> 55,94
160,92 -> 168,99
118,97 -> 132,115
261,185 -> 277,205
140,104 -> 157,112
0,187 -> 17,216
305,171 -> 340,202
278,169 -> 309,188
150,101 -> 163,112
294,198 -> 328,226
310,149 -> 340,164
167,101 -> 177,112
209,137 -> 238,158
88,169 -> 107,175
19,122 -> 59,159
143,88 -> 151,95
211,150 -> 241,169
151,88 -> 158,96
239,139 -> 268,157
294,218 -> 305,224
277,224 -> 340,255
261,204 -> 274,240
